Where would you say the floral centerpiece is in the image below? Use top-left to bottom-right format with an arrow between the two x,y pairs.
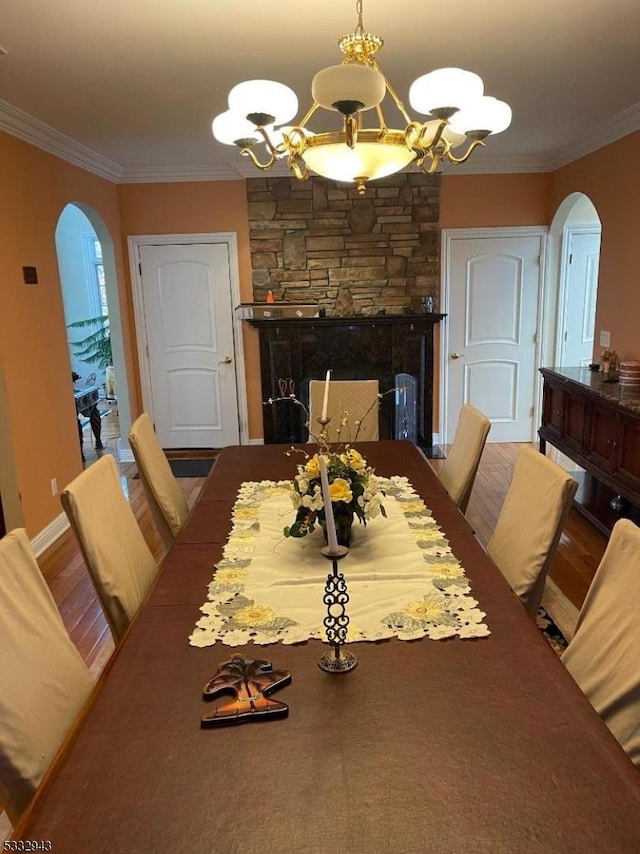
284,447 -> 386,547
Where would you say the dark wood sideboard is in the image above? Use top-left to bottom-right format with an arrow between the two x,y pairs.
539,367 -> 640,533
247,314 -> 444,453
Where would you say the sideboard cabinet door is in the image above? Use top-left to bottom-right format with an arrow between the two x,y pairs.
585,402 -> 619,474
616,414 -> 640,495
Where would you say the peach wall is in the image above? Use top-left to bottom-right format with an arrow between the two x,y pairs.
440,173 -> 552,228
551,131 -> 640,360
115,182 -> 263,439
0,132 -> 129,536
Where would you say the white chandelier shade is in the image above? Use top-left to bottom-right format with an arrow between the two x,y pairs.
228,79 -> 299,126
408,68 -> 484,115
211,110 -> 261,146
449,96 -> 513,135
211,1 -> 512,191
312,64 -> 386,112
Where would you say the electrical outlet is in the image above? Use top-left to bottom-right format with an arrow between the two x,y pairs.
50,478 -> 58,496
599,330 -> 611,348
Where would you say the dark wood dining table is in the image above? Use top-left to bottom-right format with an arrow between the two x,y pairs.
13,442 -> 640,852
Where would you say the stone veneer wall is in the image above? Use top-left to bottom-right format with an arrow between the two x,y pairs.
247,173 -> 440,316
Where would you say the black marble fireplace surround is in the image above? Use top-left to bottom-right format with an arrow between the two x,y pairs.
248,314 -> 444,453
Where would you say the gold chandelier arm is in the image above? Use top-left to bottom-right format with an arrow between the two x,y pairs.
299,102 -> 320,128
240,145 -> 278,170
345,114 -> 358,149
375,103 -> 389,137
418,150 -> 444,175
372,61 -> 412,125
430,120 -> 448,150
289,156 -> 310,181
445,138 -> 486,165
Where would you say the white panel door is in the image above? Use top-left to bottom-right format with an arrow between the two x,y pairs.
139,243 -> 239,448
561,230 -> 600,368
446,235 -> 542,443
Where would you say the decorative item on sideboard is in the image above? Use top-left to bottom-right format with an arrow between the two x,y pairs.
619,360 -> 640,387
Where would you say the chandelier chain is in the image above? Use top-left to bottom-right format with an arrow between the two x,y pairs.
355,0 -> 364,34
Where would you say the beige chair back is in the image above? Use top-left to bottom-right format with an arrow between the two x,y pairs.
129,413 -> 189,550
61,455 -> 158,641
561,519 -> 640,766
487,446 -> 577,617
0,529 -> 92,824
439,403 -> 491,513
308,379 -> 379,443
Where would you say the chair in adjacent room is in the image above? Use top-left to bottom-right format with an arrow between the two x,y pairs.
438,403 -> 491,513
487,445 -> 578,617
129,412 -> 189,551
61,455 -> 158,641
308,379 -> 380,443
561,518 -> 640,767
0,528 -> 93,824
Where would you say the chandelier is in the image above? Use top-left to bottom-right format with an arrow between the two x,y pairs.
212,0 -> 511,195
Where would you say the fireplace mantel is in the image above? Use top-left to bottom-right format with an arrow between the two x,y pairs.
247,314 -> 444,452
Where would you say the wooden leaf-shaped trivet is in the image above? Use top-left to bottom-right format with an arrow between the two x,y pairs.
201,655 -> 291,727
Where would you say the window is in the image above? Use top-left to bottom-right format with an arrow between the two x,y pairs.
83,233 -> 108,317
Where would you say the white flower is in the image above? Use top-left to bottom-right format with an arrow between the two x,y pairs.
296,476 -> 310,495
301,485 -> 324,511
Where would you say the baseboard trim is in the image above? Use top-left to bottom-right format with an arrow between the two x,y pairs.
31,512 -> 70,558
249,438 -> 265,445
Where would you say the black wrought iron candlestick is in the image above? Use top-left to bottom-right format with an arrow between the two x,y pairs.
318,545 -> 358,673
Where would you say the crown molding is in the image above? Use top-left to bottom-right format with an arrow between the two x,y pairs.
2,96 -> 639,184
118,163 -> 246,183
548,101 -> 640,170
0,98 -> 123,181
437,152 -> 551,175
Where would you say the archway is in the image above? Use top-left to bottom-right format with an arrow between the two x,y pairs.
543,192 -> 602,369
55,203 -> 131,464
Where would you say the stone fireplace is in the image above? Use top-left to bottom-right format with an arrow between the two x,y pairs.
247,173 -> 440,316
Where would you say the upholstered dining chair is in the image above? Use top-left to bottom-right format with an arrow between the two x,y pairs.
129,412 -> 189,550
0,528 -> 92,824
487,446 -> 578,617
561,519 -> 640,767
438,403 -> 491,513
308,379 -> 379,443
61,455 -> 158,641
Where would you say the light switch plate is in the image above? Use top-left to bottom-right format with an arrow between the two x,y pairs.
599,330 -> 611,348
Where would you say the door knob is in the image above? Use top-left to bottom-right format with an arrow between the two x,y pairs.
450,352 -> 464,360
219,355 -> 233,365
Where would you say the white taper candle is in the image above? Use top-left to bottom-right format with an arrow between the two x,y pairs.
319,455 -> 339,554
321,369 -> 331,421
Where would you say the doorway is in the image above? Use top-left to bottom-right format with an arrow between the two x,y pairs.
129,233 -> 248,448
55,203 -> 132,464
441,228 -> 545,444
546,193 -> 601,369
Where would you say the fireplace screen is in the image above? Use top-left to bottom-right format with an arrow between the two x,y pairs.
395,373 -> 418,443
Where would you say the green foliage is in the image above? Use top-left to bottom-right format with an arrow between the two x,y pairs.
68,315 -> 112,370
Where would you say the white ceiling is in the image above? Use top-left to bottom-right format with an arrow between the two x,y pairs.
1,0 -> 639,181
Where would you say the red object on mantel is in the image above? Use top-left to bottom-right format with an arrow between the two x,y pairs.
201,656 -> 291,727
266,289 -> 275,303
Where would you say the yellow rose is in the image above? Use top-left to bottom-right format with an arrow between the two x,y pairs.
234,604 -> 276,627
304,455 -> 321,478
404,596 -> 445,622
340,449 -> 367,472
329,477 -> 353,503
215,568 -> 248,583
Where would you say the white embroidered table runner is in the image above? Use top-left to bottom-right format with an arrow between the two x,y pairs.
189,476 -> 490,647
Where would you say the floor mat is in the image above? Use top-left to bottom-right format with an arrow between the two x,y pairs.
167,458 -> 215,478
537,605 -> 569,656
